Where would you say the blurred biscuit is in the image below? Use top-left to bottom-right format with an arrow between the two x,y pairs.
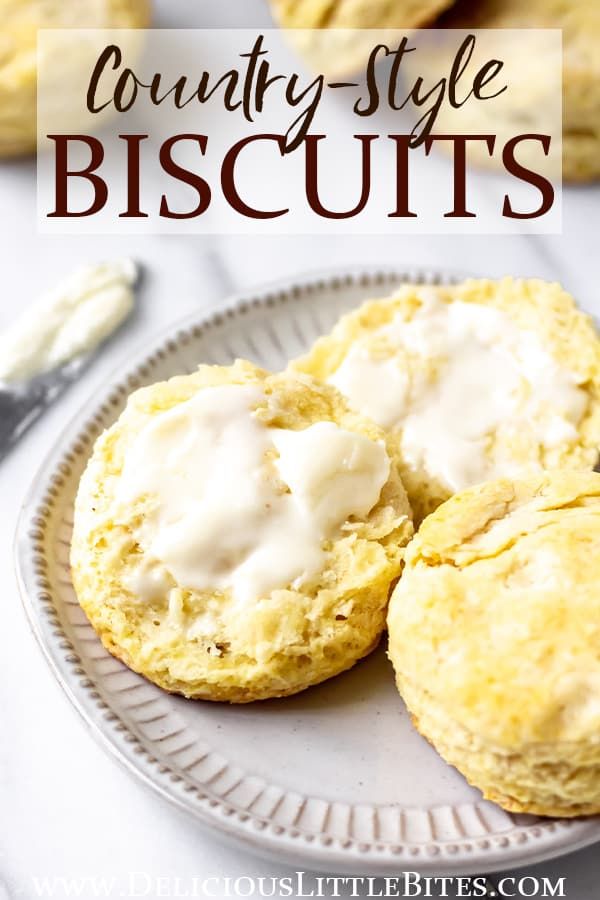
0,0 -> 151,158
437,0 -> 600,181
270,0 -> 455,29
269,0 -> 457,77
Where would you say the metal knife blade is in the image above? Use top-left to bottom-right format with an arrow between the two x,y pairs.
0,354 -> 92,463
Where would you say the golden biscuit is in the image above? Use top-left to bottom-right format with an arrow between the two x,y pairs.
0,0 -> 151,158
268,0 -> 456,77
71,360 -> 413,703
388,471 -> 600,817
270,0 -> 454,29
292,279 -> 600,523
437,0 -> 600,182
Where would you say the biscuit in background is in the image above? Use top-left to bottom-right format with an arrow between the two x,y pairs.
388,471 -> 600,817
435,0 -> 600,182
71,360 -> 413,703
398,27 -> 562,183
270,0 -> 455,29
268,0 -> 457,77
0,0 -> 151,158
291,278 -> 600,523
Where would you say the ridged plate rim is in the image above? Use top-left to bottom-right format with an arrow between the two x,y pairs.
15,265 -> 600,876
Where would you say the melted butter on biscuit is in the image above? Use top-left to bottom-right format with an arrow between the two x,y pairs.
117,384 -> 389,603
329,290 -> 587,492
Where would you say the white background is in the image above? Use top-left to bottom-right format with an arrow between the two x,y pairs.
1,1 -> 599,898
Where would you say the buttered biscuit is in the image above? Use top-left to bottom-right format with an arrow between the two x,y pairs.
388,471 -> 600,817
0,0 -> 151,158
71,360 -> 413,703
292,279 -> 600,523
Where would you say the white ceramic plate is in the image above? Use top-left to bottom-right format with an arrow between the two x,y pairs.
16,267 -> 600,876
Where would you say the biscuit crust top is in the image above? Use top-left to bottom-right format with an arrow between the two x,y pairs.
389,471 -> 600,749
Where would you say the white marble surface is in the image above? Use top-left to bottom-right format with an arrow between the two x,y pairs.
1,1 -> 600,898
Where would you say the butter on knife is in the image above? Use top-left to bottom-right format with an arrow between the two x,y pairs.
0,259 -> 138,462
0,258 -> 137,384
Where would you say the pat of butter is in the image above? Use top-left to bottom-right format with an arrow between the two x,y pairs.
330,350 -> 409,431
0,259 -> 137,383
271,421 -> 390,533
117,384 -> 390,603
